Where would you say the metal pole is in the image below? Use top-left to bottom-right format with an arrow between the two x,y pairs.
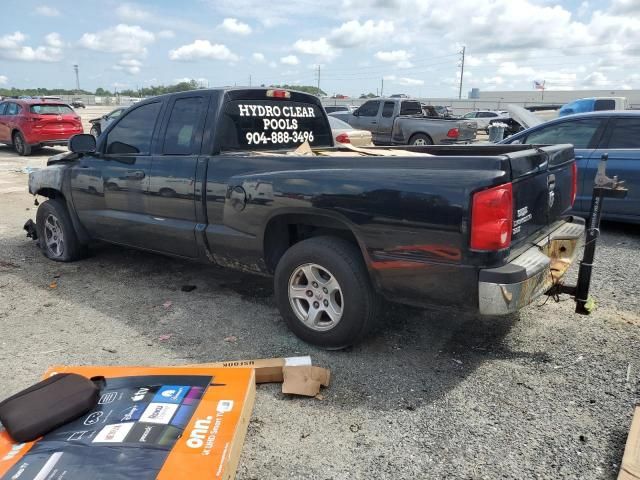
317,65 -> 321,93
458,46 -> 465,100
73,64 -> 80,93
381,78 -> 384,97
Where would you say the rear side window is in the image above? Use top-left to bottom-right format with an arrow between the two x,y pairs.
382,101 -> 395,118
0,103 -> 6,115
30,104 -> 73,114
219,100 -> 333,151
400,101 -> 421,116
477,112 -> 497,118
358,101 -> 380,117
106,102 -> 162,155
606,118 -> 640,148
525,118 -> 603,148
6,103 -> 19,115
163,96 -> 206,155
594,99 -> 616,111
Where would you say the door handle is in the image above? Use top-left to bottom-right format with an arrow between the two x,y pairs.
125,170 -> 145,179
575,155 -> 584,160
371,121 -> 377,124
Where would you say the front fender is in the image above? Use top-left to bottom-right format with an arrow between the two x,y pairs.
28,165 -> 67,196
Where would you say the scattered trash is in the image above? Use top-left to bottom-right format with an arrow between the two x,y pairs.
49,282 -> 57,289
162,300 -> 172,309
452,359 -> 463,365
181,285 -> 197,292
0,261 -> 20,269
158,334 -> 173,341
224,336 -> 238,343
301,432 -> 310,439
314,393 -> 325,401
53,273 -> 61,279
349,424 -> 361,433
101,347 -> 117,354
12,166 -> 40,174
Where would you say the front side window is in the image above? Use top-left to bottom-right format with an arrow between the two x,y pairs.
0,103 -> 6,115
358,101 -> 380,117
525,118 -> 603,148
108,109 -> 124,120
463,112 -> 476,118
477,112 -> 497,118
163,97 -> 205,155
106,102 -> 162,155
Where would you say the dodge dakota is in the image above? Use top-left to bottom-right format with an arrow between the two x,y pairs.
27,88 -> 584,348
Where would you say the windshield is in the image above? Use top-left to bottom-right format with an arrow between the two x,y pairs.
328,116 -> 352,129
30,104 -> 74,115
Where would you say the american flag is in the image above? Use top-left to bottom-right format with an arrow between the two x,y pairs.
534,80 -> 546,90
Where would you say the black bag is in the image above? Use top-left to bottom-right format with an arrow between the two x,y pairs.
0,373 -> 102,442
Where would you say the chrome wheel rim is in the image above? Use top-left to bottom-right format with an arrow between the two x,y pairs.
288,263 -> 343,331
413,137 -> 427,145
15,135 -> 24,154
44,214 -> 64,257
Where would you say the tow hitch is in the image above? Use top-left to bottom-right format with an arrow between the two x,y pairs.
554,154 -> 628,314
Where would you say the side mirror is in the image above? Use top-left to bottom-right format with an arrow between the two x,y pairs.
69,134 -> 96,154
352,109 -> 360,117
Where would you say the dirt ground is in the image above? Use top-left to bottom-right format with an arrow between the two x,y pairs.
0,111 -> 639,479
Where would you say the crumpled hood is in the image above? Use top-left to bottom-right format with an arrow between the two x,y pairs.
506,104 -> 543,129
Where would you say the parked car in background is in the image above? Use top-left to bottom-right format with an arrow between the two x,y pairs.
558,97 -> 628,117
328,116 -> 373,146
331,98 -> 476,145
324,105 -> 350,114
71,99 -> 86,109
88,107 -> 126,137
0,99 -> 83,155
501,110 -> 640,224
462,110 -> 510,132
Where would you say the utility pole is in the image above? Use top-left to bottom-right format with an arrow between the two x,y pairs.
380,77 -> 384,97
73,64 -> 80,94
458,46 -> 465,100
316,65 -> 321,93
249,75 -> 252,87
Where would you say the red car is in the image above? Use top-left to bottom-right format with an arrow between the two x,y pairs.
0,99 -> 83,156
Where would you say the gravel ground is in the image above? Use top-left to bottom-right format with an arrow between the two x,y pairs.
0,123 -> 638,478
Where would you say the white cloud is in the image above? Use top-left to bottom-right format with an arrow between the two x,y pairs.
79,24 -> 155,56
0,32 -> 63,62
280,55 -> 299,65
114,58 -> 143,75
375,49 -> 413,67
157,30 -> 175,39
497,62 -> 536,77
293,38 -> 338,61
0,75 -> 7,85
220,18 -> 252,35
35,5 -> 60,16
582,71 -> 609,87
44,33 -> 63,48
482,76 -> 505,85
252,52 -> 266,62
329,20 -> 394,48
115,3 -> 149,22
169,40 -> 238,61
384,75 -> 424,86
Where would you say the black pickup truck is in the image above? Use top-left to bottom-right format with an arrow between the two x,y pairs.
27,88 -> 584,349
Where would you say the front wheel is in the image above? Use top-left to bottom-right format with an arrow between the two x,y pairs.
274,236 -> 379,349
35,199 -> 85,262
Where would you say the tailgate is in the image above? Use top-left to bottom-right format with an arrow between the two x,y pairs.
509,144 -> 576,247
456,120 -> 477,140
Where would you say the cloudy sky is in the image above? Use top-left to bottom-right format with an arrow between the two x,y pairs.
1,0 -> 639,97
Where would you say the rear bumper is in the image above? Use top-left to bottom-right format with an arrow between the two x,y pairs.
33,139 -> 72,147
478,217 -> 585,315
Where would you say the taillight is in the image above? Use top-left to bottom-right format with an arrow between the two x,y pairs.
335,133 -> 350,143
570,162 -> 577,207
266,89 -> 290,99
470,182 -> 513,251
29,115 -> 42,123
446,128 -> 459,138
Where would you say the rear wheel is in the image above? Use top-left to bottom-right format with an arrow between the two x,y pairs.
274,236 -> 379,349
35,199 -> 85,262
409,133 -> 433,146
13,132 -> 31,156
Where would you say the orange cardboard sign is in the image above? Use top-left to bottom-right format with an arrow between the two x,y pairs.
0,366 -> 255,480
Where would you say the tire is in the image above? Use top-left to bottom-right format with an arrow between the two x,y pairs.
35,199 -> 85,262
13,131 -> 31,156
409,133 -> 433,146
159,188 -> 176,198
274,236 -> 379,349
90,126 -> 100,138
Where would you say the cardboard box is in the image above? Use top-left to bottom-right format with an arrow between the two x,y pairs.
185,356 -> 312,384
0,365 -> 255,480
620,406 -> 640,480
